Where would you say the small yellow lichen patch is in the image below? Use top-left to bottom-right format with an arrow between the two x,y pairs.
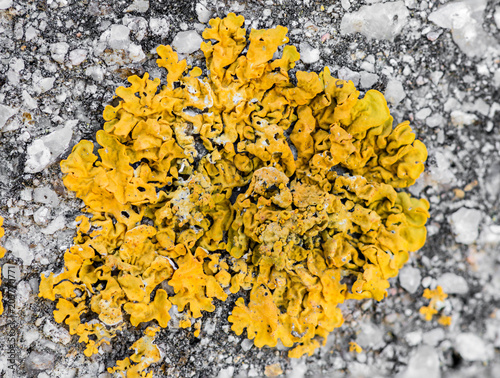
423,286 -> 447,302
108,326 -> 161,378
419,305 -> 438,322
40,12 -> 429,374
349,341 -> 363,353
437,315 -> 452,327
420,285 -> 449,323
264,363 -> 283,377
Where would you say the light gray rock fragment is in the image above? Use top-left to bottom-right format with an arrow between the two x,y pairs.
299,42 -> 320,64
359,71 -> 379,88
426,113 -> 443,128
399,266 -> 421,293
429,0 -> 497,58
43,321 -> 71,345
340,1 -> 409,41
384,79 -> 406,106
24,121 -> 75,173
33,187 -> 60,207
32,71 -> 55,94
69,49 -> 88,66
85,66 -> 104,82
106,24 -> 131,49
0,0 -> 13,10
405,331 -> 422,346
125,0 -> 149,13
50,42 -> 69,64
15,281 -> 32,308
450,110 -> 477,127
449,207 -> 482,244
22,90 -> 38,109
4,237 -> 33,265
25,26 -> 39,41
0,104 -> 18,130
26,351 -> 54,371
217,367 -> 235,378
436,272 -> 469,294
423,328 -> 445,346
41,214 -> 67,235
338,67 -> 360,86
415,108 -> 431,120
172,30 -> 203,54
196,2 -> 212,23
149,18 -> 169,37
357,323 -> 384,350
33,207 -> 51,226
397,346 -> 440,378
455,333 -> 493,361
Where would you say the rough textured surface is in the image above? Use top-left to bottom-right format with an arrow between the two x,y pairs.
0,0 -> 499,377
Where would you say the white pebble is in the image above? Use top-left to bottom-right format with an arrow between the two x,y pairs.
4,237 -> 33,265
423,328 -> 445,346
405,331 -> 422,346
359,71 -> 379,89
69,49 -> 88,66
399,346 -> 440,378
0,0 -> 12,10
43,320 -> 72,345
42,214 -> 67,235
107,24 -> 131,50
0,103 -> 18,130
85,66 -> 104,82
217,367 -> 235,378
32,71 -> 56,94
34,187 -> 60,207
384,79 -> 406,106
429,0 -> 496,58
149,18 -> 170,37
415,107 -> 431,121
33,207 -> 51,226
399,266 -> 421,294
22,90 -> 38,109
196,2 -> 212,23
172,30 -> 203,54
437,272 -> 469,295
340,1 -> 409,41
455,333 -> 493,361
426,113 -> 443,128
356,323 -> 384,349
25,122 -> 74,174
128,43 -> 146,63
299,42 -> 320,64
449,207 -> 482,244
450,110 -> 477,127
50,42 -> 69,64
15,280 -> 32,308
338,67 -> 360,86
25,26 -> 39,41
125,0 -> 149,13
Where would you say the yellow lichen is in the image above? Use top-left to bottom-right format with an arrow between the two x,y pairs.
419,285 -> 449,324
39,13 -> 429,373
349,341 -> 363,353
437,315 -> 452,327
108,326 -> 161,378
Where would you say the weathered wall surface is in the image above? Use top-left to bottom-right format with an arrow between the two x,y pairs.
0,0 -> 499,377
